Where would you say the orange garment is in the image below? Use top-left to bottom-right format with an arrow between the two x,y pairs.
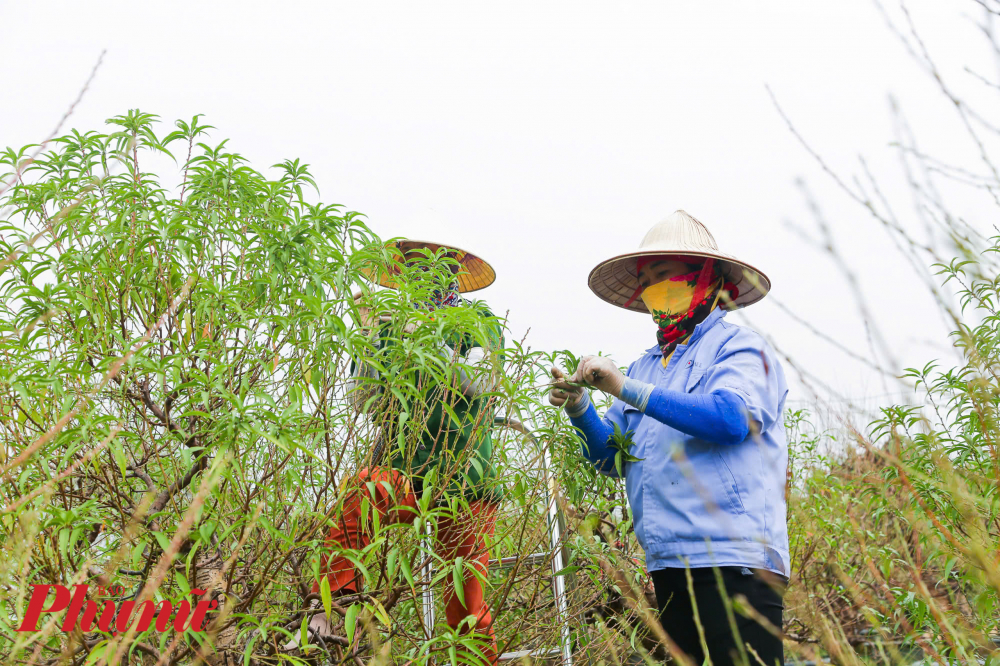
315,467 -> 499,664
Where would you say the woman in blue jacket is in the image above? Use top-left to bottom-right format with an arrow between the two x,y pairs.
549,210 -> 789,666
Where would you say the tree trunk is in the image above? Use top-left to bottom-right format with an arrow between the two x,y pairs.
193,548 -> 239,665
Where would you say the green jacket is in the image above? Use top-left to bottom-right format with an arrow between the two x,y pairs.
360,303 -> 504,502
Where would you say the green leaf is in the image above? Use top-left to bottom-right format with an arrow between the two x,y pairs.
131,540 -> 146,569
243,631 -> 258,666
371,599 -> 392,629
345,603 -> 362,647
607,422 -> 642,476
175,571 -> 191,596
388,386 -> 409,412
111,439 -> 127,479
386,547 -> 398,580
199,521 -> 216,543
452,557 -> 466,607
440,401 -> 463,428
320,574 -> 332,622
84,641 -> 108,665
552,565 -> 582,577
59,528 -> 70,561
299,614 -> 309,651
400,556 -> 415,590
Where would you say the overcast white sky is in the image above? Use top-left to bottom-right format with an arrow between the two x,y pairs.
3,1 -> 998,418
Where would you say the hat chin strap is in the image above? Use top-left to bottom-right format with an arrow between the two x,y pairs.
623,283 -> 644,308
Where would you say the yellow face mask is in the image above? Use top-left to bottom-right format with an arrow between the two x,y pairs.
639,278 -> 698,317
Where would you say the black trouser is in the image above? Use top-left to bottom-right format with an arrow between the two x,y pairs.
650,566 -> 786,666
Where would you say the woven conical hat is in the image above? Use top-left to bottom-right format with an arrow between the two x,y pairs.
587,210 -> 770,313
363,239 -> 496,293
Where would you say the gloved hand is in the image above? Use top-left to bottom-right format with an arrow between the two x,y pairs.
282,599 -> 335,651
306,608 -> 334,640
548,367 -> 585,411
353,290 -> 390,332
572,355 -> 626,398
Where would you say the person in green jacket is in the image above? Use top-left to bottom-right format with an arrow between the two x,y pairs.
316,239 -> 504,663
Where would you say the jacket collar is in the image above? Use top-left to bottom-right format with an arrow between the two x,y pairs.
646,307 -> 727,358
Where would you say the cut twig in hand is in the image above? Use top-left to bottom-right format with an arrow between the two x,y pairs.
542,380 -> 590,389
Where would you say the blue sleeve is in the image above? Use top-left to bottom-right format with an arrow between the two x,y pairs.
698,331 -> 786,433
643,387 -> 750,446
568,399 -> 624,478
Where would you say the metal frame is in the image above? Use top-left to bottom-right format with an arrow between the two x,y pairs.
419,417 -> 573,665
421,521 -> 436,641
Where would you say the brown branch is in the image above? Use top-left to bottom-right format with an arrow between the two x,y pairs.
147,455 -> 210,516
0,50 -> 106,198
0,275 -> 196,483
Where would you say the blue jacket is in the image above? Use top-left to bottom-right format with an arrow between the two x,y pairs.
572,308 -> 789,576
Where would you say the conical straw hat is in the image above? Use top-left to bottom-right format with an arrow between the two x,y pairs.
363,239 -> 496,293
587,210 -> 770,313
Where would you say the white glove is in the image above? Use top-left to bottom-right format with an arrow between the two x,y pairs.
282,600 -> 335,651
306,610 -> 334,639
353,290 -> 391,333
572,355 -> 626,398
548,367 -> 586,413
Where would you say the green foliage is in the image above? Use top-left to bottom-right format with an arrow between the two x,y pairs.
0,108 -> 388,663
0,112 -> 654,665
8,94 -> 999,666
607,423 -> 642,478
786,237 -> 1000,664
